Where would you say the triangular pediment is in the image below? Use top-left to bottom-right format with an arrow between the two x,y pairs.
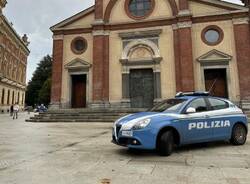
190,0 -> 247,11
198,49 -> 232,62
50,6 -> 94,31
65,58 -> 91,69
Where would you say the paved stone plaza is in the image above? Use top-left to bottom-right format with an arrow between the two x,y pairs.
0,113 -> 249,184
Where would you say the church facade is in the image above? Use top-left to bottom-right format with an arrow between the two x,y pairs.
0,0 -> 29,112
50,0 -> 250,109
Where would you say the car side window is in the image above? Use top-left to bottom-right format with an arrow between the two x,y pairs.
187,98 -> 208,112
208,98 -> 229,110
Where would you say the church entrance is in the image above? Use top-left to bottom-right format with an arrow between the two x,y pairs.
71,75 -> 87,108
129,69 -> 154,108
204,69 -> 228,98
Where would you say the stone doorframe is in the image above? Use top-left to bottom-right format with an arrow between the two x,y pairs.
120,39 -> 163,107
64,58 -> 92,108
197,49 -> 233,99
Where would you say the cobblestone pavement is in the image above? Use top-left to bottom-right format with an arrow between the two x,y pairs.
0,113 -> 249,184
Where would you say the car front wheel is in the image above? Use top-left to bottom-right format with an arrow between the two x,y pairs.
231,124 -> 247,145
158,130 -> 174,156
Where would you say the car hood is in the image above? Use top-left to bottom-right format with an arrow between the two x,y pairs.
116,112 -> 180,130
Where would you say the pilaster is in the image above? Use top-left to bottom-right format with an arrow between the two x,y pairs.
50,35 -> 64,109
233,18 -> 250,100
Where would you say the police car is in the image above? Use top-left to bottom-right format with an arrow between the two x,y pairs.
112,92 -> 248,156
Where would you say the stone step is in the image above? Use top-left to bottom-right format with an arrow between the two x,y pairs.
46,108 -> 146,114
26,108 -> 141,123
26,119 -> 114,123
30,115 -> 120,120
34,113 -> 127,117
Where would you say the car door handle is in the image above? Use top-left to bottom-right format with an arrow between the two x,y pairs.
204,115 -> 210,118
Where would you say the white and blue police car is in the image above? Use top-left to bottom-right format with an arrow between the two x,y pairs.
112,92 -> 248,156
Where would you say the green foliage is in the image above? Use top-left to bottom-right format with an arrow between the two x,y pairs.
38,78 -> 51,106
25,55 -> 52,106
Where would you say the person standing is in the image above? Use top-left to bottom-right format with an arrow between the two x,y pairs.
10,105 -> 14,117
13,103 -> 19,120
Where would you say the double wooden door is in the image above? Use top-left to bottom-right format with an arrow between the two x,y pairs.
129,69 -> 154,108
71,75 -> 86,108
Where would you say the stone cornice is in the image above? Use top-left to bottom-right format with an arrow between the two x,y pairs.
0,77 -> 26,90
52,10 -> 249,35
233,17 -> 249,25
119,29 -> 162,39
0,15 -> 30,55
92,30 -> 110,36
52,34 -> 64,40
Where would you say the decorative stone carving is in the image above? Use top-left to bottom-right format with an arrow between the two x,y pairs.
122,39 -> 160,60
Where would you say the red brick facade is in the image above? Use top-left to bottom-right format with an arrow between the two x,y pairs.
176,27 -> 195,92
234,23 -> 250,100
51,39 -> 63,104
179,0 -> 189,10
92,35 -> 109,102
95,0 -> 103,19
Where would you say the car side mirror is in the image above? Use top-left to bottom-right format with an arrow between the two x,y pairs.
186,107 -> 196,114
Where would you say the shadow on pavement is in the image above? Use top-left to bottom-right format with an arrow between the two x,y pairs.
114,141 -> 235,157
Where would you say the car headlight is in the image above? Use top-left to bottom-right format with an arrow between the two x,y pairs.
132,118 -> 151,130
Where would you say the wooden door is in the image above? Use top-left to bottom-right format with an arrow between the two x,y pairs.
204,69 -> 228,98
71,75 -> 86,108
129,69 -> 154,108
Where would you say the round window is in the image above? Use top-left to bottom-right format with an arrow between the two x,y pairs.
125,0 -> 155,20
202,26 -> 224,46
71,37 -> 87,54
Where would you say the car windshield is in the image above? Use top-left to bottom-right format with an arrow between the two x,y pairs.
150,99 -> 187,113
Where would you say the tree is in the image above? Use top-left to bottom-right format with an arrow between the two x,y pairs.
25,55 -> 52,106
38,78 -> 51,106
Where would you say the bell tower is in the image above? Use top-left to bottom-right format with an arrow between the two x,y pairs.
0,0 -> 7,13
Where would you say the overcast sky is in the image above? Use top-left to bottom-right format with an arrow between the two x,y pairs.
3,0 -> 243,82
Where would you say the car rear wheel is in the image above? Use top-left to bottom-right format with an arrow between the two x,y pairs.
231,124 -> 247,145
158,130 -> 174,156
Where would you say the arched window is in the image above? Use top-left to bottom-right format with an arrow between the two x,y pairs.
22,93 -> 24,105
7,90 -> 10,105
1,89 -> 5,105
17,92 -> 20,104
12,91 -> 15,104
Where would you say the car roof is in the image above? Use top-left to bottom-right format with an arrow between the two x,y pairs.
176,95 -> 230,103
176,96 -> 199,100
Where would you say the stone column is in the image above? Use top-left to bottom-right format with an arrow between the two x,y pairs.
50,35 -> 64,109
154,71 -> 162,101
233,18 -> 250,101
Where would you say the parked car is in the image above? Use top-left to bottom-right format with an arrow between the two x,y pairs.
112,92 -> 248,156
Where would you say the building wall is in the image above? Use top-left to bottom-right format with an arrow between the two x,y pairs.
50,0 -> 250,109
109,0 -> 173,24
0,4 -> 29,112
189,1 -> 230,15
192,20 -> 240,102
64,12 -> 94,29
61,33 -> 93,108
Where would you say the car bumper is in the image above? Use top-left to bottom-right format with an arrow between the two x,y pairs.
112,128 -> 156,150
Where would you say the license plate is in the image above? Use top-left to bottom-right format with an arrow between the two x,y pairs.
122,131 -> 133,137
